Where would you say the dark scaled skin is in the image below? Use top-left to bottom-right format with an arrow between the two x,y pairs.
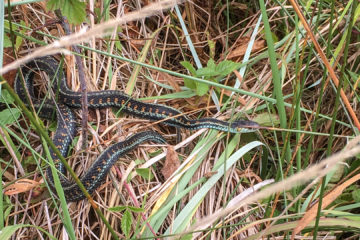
15,56 -> 258,201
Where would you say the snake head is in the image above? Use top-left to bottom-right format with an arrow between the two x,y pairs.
231,120 -> 260,133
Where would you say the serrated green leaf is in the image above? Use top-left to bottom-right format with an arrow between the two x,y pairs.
206,58 -> 216,69
215,60 -> 241,77
195,82 -> 209,96
121,210 -> 132,238
136,168 -> 154,180
46,0 -> 62,10
127,206 -> 144,213
0,109 -> 21,125
62,0 -> 87,24
47,0 -> 86,25
194,59 -> 218,78
108,206 -> 127,212
195,67 -> 218,78
180,61 -> 197,76
182,59 -> 242,96
196,59 -> 241,79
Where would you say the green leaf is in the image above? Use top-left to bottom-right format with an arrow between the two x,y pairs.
3,21 -> 18,31
127,206 -> 144,213
215,60 -> 241,77
121,210 -> 132,238
196,59 -> 241,79
136,168 -> 154,180
330,164 -> 344,183
108,206 -> 127,212
63,0 -> 87,24
0,109 -> 21,125
196,66 -> 218,78
352,189 -> 360,202
15,20 -> 27,51
182,59 -> 241,96
4,34 -> 12,48
47,0 -> 86,25
47,0 -> 61,11
195,59 -> 218,78
114,35 -> 123,53
134,158 -> 145,165
15,36 -> 23,51
1,89 -> 15,104
180,61 -> 196,76
180,61 -> 197,89
195,82 -> 209,96
206,58 -> 216,69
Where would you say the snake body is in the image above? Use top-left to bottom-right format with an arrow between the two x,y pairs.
15,56 -> 258,201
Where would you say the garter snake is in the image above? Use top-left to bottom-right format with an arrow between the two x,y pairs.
14,56 -> 259,202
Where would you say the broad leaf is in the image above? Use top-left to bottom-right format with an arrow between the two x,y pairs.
121,210 -> 132,238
